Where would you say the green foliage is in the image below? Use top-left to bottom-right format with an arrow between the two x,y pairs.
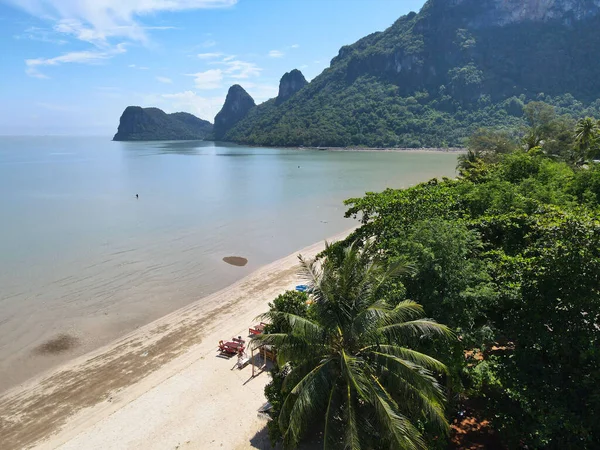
266,290 -> 309,334
255,241 -> 453,449
330,150 -> 600,448
113,107 -> 212,141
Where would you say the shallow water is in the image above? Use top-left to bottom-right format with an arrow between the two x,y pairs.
0,137 -> 458,392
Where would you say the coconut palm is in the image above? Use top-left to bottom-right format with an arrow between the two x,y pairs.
253,240 -> 453,449
573,117 -> 599,163
456,148 -> 481,173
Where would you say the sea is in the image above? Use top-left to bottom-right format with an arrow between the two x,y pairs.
0,137 -> 459,392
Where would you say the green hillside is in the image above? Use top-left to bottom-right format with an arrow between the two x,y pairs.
224,0 -> 600,147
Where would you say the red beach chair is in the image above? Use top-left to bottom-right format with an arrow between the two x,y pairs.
249,322 -> 267,335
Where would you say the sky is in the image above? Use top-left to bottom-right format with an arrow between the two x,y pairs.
0,0 -> 426,135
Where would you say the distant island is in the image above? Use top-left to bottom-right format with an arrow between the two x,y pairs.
113,106 -> 212,141
114,0 -> 600,147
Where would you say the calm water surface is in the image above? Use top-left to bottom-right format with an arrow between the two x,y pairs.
0,137 -> 458,391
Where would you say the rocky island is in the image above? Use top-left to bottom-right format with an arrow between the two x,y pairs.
113,106 -> 213,141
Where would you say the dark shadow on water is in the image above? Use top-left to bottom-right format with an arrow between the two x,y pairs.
33,333 -> 79,355
156,140 -> 212,155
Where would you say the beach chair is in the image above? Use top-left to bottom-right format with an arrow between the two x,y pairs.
249,322 -> 267,335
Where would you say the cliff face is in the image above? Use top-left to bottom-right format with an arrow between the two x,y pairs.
113,107 -> 212,141
276,69 -> 308,104
213,85 -> 256,140
447,0 -> 600,27
221,0 -> 600,148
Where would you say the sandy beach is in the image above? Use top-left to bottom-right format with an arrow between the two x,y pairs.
0,229 -> 353,450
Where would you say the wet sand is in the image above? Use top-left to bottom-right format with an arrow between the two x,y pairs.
0,229 -> 352,450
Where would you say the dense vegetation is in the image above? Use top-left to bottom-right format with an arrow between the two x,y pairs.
113,106 -> 212,141
224,0 -> 600,148
258,103 -> 600,448
256,244 -> 452,449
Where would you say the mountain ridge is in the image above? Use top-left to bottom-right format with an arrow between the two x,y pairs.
220,0 -> 600,148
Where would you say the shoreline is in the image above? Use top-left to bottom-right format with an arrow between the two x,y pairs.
0,229 -> 353,450
296,146 -> 465,153
117,139 -> 466,153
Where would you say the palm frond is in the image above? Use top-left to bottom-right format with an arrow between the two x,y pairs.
323,379 -> 342,450
340,350 -> 369,400
378,319 -> 454,342
372,345 -> 448,374
344,383 -> 361,450
378,300 -> 426,326
367,351 -> 444,402
368,374 -> 426,450
377,366 -> 449,434
280,358 -> 336,448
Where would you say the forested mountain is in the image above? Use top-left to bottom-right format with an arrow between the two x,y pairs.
222,0 -> 600,147
213,85 -> 256,140
113,107 -> 212,141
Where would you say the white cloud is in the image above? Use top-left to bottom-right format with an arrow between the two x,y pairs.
201,39 -> 217,48
156,76 -> 173,84
197,52 -> 223,59
14,26 -> 68,45
129,64 -> 149,69
290,44 -> 300,49
26,43 -> 126,78
242,83 -> 278,102
268,50 -> 284,58
217,58 -> 261,79
187,69 -> 223,89
53,18 -> 113,46
158,91 -> 224,120
8,0 -> 237,45
11,0 -> 236,76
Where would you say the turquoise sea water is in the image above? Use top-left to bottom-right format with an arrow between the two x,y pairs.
0,137 -> 458,391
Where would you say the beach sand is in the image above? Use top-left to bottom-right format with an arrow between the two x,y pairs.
0,229 -> 352,450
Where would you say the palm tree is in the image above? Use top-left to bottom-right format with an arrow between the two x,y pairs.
253,240 -> 453,449
574,117 -> 599,164
456,148 -> 481,173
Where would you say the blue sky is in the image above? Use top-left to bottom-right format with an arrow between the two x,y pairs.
0,0 -> 426,135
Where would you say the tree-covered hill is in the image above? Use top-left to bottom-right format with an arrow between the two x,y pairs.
223,0 -> 600,148
113,107 -> 212,141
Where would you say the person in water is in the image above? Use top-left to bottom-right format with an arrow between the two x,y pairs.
136,194 -> 139,199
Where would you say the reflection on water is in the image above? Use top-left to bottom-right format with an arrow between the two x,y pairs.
0,136 -> 458,392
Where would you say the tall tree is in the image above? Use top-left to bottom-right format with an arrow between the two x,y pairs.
253,240 -> 452,449
573,117 -> 599,163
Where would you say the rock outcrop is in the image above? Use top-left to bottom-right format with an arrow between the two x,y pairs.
212,85 -> 256,140
113,107 -> 212,141
275,69 -> 308,105
446,0 -> 600,28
